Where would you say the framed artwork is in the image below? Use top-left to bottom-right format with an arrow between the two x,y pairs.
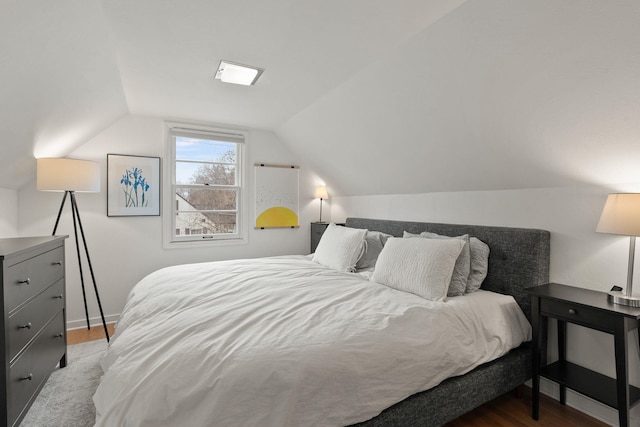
255,163 -> 299,228
107,154 -> 161,217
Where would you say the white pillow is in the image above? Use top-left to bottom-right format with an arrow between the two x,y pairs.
404,231 -> 490,294
312,224 -> 367,272
370,237 -> 465,301
419,232 -> 471,297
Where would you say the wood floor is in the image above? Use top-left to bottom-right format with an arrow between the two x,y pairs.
67,323 -> 116,345
68,324 -> 607,426
446,387 -> 608,427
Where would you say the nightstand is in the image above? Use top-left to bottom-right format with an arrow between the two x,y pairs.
526,283 -> 640,427
310,222 -> 329,253
310,222 -> 346,253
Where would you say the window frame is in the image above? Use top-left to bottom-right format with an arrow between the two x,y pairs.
163,121 -> 248,248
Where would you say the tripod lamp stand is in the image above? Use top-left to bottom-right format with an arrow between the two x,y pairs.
37,158 -> 110,342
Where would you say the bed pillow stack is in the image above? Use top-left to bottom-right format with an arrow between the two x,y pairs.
404,231 -> 470,296
312,224 -> 490,300
312,224 -> 367,272
405,231 -> 490,294
370,237 -> 465,301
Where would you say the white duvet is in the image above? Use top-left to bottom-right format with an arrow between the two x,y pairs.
94,255 -> 531,427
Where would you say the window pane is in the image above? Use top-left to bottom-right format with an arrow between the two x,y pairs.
176,162 -> 236,185
175,136 -> 237,163
175,211 -> 237,235
176,188 -> 237,211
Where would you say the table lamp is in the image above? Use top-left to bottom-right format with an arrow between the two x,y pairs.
596,193 -> 640,307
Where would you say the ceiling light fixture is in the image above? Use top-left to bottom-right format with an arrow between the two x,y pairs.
215,60 -> 264,86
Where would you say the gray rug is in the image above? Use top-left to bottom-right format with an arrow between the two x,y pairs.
20,339 -> 107,427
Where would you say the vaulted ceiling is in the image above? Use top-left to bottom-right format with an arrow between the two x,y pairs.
2,0 -> 640,196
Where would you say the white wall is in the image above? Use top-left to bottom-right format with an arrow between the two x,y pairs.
0,187 -> 18,237
18,115 -> 320,329
332,186 -> 640,425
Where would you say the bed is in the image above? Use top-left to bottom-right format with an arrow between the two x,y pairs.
93,217 -> 550,427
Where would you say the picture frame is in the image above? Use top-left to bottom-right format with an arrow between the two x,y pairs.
254,163 -> 299,229
107,154 -> 161,217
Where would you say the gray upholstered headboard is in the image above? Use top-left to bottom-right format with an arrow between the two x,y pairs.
345,218 -> 550,321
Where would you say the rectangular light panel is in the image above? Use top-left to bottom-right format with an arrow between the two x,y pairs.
215,60 -> 264,86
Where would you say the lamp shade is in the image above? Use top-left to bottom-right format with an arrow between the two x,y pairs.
37,158 -> 100,192
596,193 -> 640,236
315,185 -> 328,200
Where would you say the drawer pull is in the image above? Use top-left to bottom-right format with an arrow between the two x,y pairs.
54,333 -> 64,338
53,294 -> 64,300
18,277 -> 31,285
52,261 -> 63,266
20,373 -> 34,381
568,309 -> 576,315
18,322 -> 32,330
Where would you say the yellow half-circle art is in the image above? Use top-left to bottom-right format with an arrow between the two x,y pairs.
256,206 -> 299,228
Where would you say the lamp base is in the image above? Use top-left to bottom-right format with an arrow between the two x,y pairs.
607,291 -> 640,308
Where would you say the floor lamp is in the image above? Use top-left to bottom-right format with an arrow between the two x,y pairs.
37,158 -> 110,342
597,193 -> 640,307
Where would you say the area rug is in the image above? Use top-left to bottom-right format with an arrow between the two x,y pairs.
20,339 -> 107,427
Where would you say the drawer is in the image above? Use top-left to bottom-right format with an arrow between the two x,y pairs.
8,311 -> 66,427
5,246 -> 64,313
540,298 -> 617,332
8,278 -> 65,363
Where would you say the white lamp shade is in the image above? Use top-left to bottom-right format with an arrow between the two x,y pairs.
37,158 -> 100,192
596,193 -> 640,236
315,185 -> 328,199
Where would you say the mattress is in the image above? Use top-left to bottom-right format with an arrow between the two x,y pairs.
93,255 -> 531,427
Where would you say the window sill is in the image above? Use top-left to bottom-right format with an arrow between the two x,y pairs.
162,236 -> 248,250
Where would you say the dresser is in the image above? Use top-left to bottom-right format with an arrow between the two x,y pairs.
1,236 -> 67,427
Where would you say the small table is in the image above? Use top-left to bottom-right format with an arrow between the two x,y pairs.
526,283 -> 640,427
310,222 -> 346,253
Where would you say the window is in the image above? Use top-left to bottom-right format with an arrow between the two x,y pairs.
165,124 -> 246,245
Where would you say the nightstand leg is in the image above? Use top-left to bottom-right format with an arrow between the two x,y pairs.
531,296 -> 541,420
614,319 -> 630,427
558,319 -> 567,405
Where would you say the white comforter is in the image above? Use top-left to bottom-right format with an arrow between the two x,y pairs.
94,255 -> 531,427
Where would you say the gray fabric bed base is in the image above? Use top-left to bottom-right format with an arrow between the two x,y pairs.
344,217 -> 550,427
351,345 -> 530,427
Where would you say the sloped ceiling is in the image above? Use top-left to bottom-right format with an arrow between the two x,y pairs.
3,0 -> 640,196
0,0 -> 127,190
101,0 -> 466,129
278,0 -> 640,196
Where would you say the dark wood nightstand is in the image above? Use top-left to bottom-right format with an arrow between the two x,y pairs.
526,283 -> 640,427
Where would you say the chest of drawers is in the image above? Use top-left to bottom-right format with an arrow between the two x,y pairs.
1,236 -> 68,427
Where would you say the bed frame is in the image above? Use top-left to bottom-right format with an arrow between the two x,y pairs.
344,217 -> 550,427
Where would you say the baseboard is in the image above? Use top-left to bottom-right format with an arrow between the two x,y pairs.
533,377 -> 636,426
66,313 -> 119,330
